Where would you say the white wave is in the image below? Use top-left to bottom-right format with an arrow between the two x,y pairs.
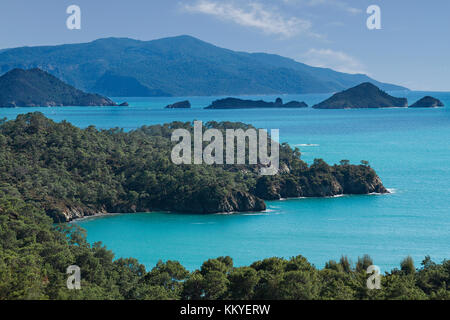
190,222 -> 216,225
293,143 -> 320,147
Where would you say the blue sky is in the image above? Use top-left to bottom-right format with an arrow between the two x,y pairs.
0,0 -> 449,91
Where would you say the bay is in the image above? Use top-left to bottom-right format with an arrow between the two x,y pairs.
2,90 -> 449,272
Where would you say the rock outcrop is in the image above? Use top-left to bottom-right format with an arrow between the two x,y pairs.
205,97 -> 308,109
255,164 -> 388,200
312,82 -> 408,109
409,96 -> 444,108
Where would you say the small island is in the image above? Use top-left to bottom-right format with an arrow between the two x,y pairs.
409,96 -> 444,108
0,68 -> 117,107
205,97 -> 308,109
312,82 -> 408,109
165,100 -> 191,109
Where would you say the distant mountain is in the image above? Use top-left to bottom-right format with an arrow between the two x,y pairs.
92,72 -> 171,97
0,68 -> 116,107
0,36 -> 407,97
312,83 -> 408,109
205,97 -> 308,109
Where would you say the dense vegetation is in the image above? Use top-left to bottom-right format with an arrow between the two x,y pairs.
0,113 -> 386,222
0,68 -> 116,107
0,113 -> 447,300
0,36 -> 405,96
0,195 -> 449,300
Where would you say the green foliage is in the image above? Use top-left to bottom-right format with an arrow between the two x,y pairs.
0,113 -> 445,300
0,197 -> 449,300
401,256 -> 416,275
0,113 -> 385,222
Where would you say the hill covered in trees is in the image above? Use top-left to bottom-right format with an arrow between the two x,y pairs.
0,68 -> 116,107
312,82 -> 409,109
0,36 -> 406,96
0,113 -> 387,222
0,113 -> 447,300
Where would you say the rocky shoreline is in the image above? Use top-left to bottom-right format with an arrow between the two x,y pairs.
61,164 -> 388,222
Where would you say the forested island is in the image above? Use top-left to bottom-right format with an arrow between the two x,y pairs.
410,96 -> 444,108
0,68 -> 117,107
165,100 -> 191,109
0,113 -> 387,222
205,97 -> 308,109
312,83 -> 408,109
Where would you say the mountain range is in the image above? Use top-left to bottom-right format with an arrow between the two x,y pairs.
0,35 -> 407,97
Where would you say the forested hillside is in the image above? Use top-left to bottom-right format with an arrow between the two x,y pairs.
0,195 -> 448,300
0,113 -> 448,300
0,113 -> 386,222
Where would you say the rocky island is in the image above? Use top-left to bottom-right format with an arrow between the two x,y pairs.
312,82 -> 408,109
205,97 -> 308,109
165,100 -> 191,109
409,96 -> 444,108
0,68 -> 117,107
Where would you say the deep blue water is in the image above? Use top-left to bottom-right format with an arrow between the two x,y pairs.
2,91 -> 449,272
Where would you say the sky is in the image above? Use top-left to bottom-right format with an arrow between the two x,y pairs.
0,0 -> 449,91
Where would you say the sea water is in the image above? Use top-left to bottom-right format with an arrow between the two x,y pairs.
2,91 -> 449,272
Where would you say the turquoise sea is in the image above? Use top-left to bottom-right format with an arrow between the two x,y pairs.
2,91 -> 450,272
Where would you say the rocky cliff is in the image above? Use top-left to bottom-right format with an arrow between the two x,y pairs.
255,163 -> 388,200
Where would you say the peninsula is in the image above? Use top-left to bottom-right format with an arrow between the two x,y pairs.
0,113 -> 388,222
0,68 -> 117,107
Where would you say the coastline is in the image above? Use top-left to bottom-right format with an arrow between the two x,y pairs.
69,190 -> 394,223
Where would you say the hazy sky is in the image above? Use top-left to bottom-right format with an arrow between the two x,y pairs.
0,0 -> 449,91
